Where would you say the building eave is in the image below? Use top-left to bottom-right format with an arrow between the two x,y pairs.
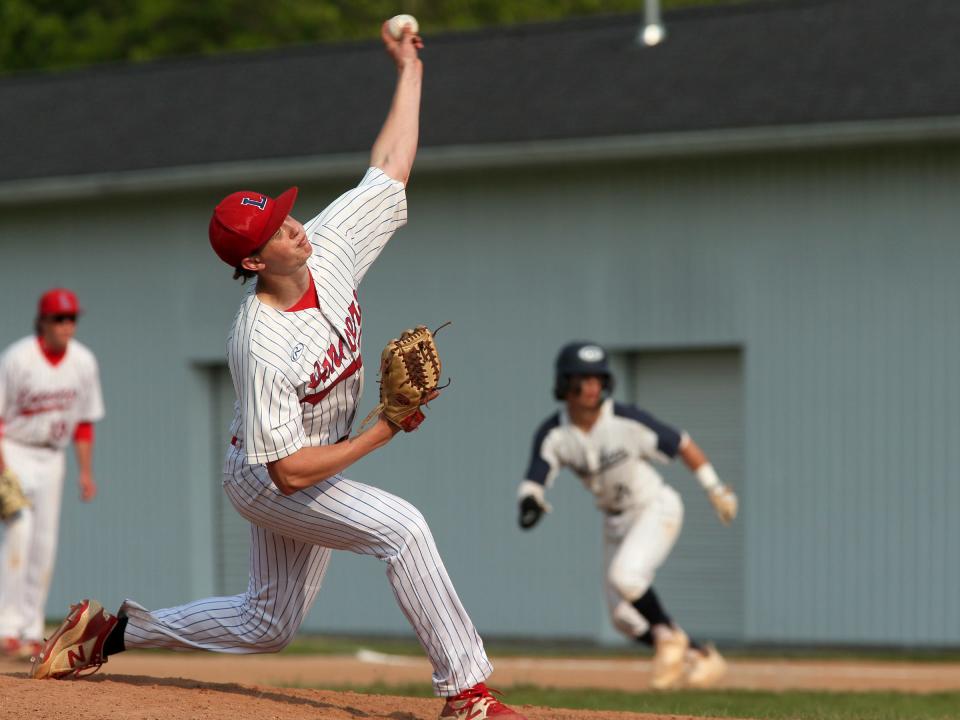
2,115 -> 960,206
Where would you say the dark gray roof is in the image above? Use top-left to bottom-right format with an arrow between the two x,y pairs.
2,0 -> 958,184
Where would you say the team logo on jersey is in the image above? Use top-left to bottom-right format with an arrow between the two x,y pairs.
302,292 -> 364,405
598,448 -> 629,471
240,195 -> 267,210
16,388 -> 77,416
291,343 -> 305,362
578,345 -> 605,362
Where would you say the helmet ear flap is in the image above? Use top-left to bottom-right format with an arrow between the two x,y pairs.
553,374 -> 569,401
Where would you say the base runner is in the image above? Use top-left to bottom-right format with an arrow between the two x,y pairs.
517,342 -> 739,689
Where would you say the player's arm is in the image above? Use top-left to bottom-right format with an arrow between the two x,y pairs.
73,354 -> 105,503
620,403 -> 738,525
73,423 -> 96,502
267,418 -> 400,495
678,436 -> 738,526
517,415 -> 561,530
369,21 -> 423,186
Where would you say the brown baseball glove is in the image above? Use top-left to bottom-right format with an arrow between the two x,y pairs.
361,323 -> 450,432
0,467 -> 29,521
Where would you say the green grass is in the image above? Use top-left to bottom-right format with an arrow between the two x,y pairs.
284,682 -> 960,720
120,631 -> 960,667
275,634 -> 960,664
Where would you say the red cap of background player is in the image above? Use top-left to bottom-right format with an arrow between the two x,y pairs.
38,288 -> 81,317
208,187 -> 298,267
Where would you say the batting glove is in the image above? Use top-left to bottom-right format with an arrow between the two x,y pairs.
708,484 -> 738,526
518,496 -> 546,530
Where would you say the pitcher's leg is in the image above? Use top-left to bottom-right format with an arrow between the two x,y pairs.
123,523 -> 330,652
229,469 -> 492,696
377,491 -> 492,695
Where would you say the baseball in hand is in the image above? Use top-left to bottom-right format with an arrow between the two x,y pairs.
387,14 -> 419,40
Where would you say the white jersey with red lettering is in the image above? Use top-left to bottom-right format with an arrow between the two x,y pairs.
0,335 -> 104,643
0,336 -> 104,449
120,168 -> 494,697
226,166 -> 405,458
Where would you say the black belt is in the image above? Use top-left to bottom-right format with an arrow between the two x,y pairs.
8,439 -> 59,451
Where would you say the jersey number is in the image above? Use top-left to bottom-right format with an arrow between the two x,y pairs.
49,421 -> 68,444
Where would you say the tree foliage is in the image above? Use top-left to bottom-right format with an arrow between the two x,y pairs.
0,0 -> 747,73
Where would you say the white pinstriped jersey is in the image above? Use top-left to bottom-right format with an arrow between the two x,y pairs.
0,336 -> 104,449
227,167 -> 407,464
122,169 -> 494,696
525,399 -> 686,513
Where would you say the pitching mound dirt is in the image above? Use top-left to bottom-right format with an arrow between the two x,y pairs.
0,672 -> 702,720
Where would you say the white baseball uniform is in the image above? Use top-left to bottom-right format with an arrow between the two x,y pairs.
521,398 -> 687,639
119,168 -> 493,696
0,336 -> 104,641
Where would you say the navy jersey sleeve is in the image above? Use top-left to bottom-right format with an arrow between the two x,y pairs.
613,403 -> 683,459
524,412 -> 561,485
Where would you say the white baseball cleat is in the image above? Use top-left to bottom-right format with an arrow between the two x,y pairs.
650,627 -> 689,690
685,643 -> 728,688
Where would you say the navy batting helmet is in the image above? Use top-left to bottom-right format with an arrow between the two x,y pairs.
553,341 -> 615,400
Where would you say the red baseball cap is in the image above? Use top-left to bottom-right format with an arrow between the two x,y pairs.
208,187 -> 299,267
38,288 -> 81,316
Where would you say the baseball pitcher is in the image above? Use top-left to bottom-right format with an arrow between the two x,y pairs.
30,20 -> 524,720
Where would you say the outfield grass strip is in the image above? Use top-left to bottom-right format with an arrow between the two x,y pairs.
285,682 -> 960,720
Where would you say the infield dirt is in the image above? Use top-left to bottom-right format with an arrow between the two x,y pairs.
2,651 -> 959,719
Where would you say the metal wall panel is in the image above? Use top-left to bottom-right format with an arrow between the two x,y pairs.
624,349 -> 744,643
1,144 -> 958,645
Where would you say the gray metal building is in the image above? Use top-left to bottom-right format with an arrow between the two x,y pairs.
1,0 -> 958,647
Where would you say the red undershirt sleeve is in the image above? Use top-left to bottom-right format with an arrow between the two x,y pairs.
73,422 -> 94,443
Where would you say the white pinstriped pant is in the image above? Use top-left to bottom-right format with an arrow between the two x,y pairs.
121,462 -> 492,696
0,440 -> 66,642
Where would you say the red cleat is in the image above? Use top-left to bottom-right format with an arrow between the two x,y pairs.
439,683 -> 526,719
30,599 -> 118,679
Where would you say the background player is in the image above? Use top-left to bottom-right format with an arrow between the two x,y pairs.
0,289 -> 104,660
31,21 -> 525,720
517,341 -> 738,690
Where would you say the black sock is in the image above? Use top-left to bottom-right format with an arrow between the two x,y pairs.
631,587 -> 672,628
103,615 -> 128,658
